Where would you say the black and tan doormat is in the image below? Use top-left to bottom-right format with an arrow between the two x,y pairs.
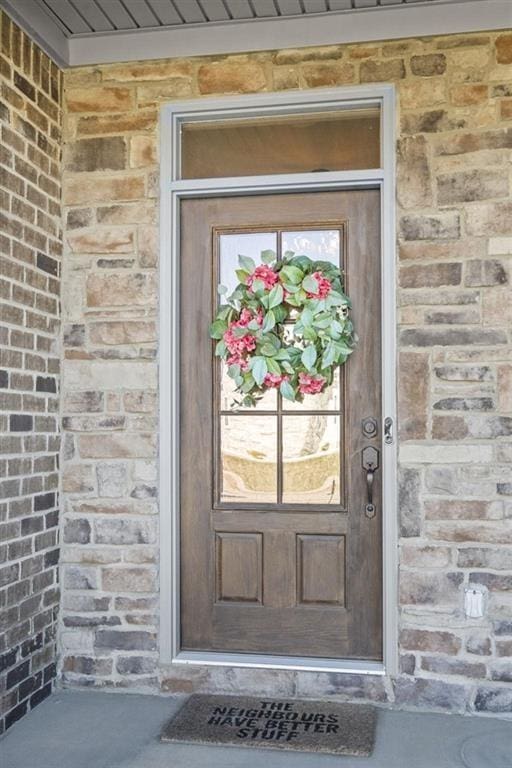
161,694 -> 377,757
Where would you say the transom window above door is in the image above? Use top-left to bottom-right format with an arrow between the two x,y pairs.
178,106 -> 381,180
214,226 -> 347,510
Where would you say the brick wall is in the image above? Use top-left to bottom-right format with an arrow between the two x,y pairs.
0,11 -> 62,734
57,31 -> 511,714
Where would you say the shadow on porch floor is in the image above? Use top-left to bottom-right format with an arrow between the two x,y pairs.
1,690 -> 510,768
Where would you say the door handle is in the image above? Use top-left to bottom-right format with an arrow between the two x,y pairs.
362,446 -> 379,519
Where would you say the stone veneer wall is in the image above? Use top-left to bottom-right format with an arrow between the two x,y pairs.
60,32 -> 512,714
0,11 -> 62,734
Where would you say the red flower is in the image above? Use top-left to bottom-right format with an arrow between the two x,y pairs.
247,265 -> 279,292
298,372 -> 326,395
306,271 -> 332,299
223,309 -> 262,369
263,373 -> 289,389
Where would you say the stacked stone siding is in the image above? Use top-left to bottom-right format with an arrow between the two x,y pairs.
58,30 -> 512,714
0,11 -> 62,734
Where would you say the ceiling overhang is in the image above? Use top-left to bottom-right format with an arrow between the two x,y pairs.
1,0 -> 510,69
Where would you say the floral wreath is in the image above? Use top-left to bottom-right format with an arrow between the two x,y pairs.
210,249 -> 357,407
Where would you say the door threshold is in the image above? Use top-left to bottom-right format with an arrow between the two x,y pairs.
173,651 -> 385,675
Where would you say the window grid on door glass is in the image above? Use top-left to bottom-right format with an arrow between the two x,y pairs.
214,225 -> 346,510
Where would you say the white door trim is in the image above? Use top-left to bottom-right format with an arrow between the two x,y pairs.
159,84 -> 398,676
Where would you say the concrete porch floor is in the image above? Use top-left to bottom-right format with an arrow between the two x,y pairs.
1,690 -> 511,768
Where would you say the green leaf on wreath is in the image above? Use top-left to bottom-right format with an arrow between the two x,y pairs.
260,343 -> 277,357
251,356 -> 268,386
238,254 -> 256,272
261,309 -> 276,333
303,327 -> 317,342
235,269 -> 250,285
302,274 -> 319,294
321,343 -> 336,369
301,308 -> 313,327
228,364 -> 241,379
215,340 -> 227,356
210,320 -> 227,339
280,379 -> 296,401
301,345 -> 317,371
268,284 -> 284,308
280,265 -> 303,284
251,278 -> 265,295
217,284 -> 228,295
260,249 -> 276,264
266,357 -> 281,375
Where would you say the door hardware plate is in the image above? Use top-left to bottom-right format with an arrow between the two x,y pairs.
362,417 -> 378,439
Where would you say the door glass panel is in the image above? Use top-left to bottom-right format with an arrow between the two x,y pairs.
282,415 -> 341,505
220,415 -> 277,503
282,230 -> 341,266
220,232 -> 276,295
216,226 -> 345,508
181,108 -> 381,179
220,364 -> 277,411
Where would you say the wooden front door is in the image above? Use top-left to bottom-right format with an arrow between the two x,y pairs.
180,190 -> 382,661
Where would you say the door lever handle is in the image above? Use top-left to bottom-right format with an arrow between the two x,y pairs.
362,446 -> 379,519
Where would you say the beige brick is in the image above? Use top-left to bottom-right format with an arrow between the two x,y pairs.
425,500 -> 502,521
67,228 -> 134,254
103,60 -> 192,82
273,46 -> 343,65
272,66 -> 299,91
360,59 -> 405,82
130,136 -> 157,168
397,135 -> 432,209
498,366 -> 512,412
496,34 -> 512,64
450,84 -> 488,106
137,80 -> 192,106
138,226 -> 158,268
86,272 -> 156,307
302,63 -> 355,88
62,464 -> 95,493
79,433 -> 157,459
76,112 -> 156,136
66,86 -> 134,113
400,78 -> 446,108
63,361 -> 157,391
89,321 -> 156,345
198,62 -> 267,95
102,567 -> 156,593
483,287 -> 512,325
64,176 -> 145,205
399,351 -> 429,441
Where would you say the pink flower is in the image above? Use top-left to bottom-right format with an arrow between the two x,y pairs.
298,372 -> 326,395
263,373 -> 289,389
227,353 -> 249,372
223,308 -> 262,369
224,326 -> 256,356
247,265 -> 279,292
306,271 -> 332,299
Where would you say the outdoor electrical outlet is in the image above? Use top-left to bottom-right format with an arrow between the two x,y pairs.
464,587 -> 486,619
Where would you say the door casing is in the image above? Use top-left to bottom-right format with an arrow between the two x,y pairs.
159,84 -> 398,676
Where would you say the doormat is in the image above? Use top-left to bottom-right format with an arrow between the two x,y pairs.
161,694 -> 377,756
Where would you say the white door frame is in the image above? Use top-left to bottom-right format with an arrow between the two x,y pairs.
159,84 -> 398,676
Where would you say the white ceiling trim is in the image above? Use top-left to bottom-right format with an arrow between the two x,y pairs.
68,0 -> 512,67
1,0 -> 510,68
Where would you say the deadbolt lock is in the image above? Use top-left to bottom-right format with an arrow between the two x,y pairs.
362,417 -> 378,439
